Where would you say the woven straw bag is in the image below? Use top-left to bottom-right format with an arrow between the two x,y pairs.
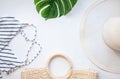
21,54 -> 98,79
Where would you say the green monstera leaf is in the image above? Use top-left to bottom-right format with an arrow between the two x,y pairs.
34,0 -> 78,19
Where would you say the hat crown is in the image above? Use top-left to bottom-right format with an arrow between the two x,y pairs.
103,18 -> 120,52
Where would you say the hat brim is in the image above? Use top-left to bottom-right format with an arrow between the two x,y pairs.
80,0 -> 120,74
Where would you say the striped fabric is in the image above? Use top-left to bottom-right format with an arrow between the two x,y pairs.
0,17 -> 26,78
0,17 -> 42,79
0,72 -> 2,79
0,46 -> 24,71
0,17 -> 22,51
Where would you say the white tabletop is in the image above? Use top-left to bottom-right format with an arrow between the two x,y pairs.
0,0 -> 120,79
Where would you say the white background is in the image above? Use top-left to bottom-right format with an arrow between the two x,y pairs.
0,0 -> 120,79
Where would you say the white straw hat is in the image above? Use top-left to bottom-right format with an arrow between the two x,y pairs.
80,0 -> 120,74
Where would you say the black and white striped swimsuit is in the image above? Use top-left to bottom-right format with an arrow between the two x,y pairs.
0,17 -> 25,78
0,17 -> 41,79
